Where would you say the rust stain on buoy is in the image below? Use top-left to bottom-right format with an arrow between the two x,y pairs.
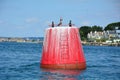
40,26 -> 86,69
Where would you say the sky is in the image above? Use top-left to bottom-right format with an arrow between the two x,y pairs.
0,0 -> 120,37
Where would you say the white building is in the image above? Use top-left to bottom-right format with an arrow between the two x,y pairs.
87,30 -> 119,40
115,30 -> 120,38
87,31 -> 107,39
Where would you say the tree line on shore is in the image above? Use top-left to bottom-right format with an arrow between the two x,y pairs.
79,22 -> 120,41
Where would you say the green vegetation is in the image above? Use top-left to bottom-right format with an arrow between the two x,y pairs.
95,38 -> 107,42
79,25 -> 103,41
79,22 -> 120,41
104,22 -> 120,30
79,26 -> 91,40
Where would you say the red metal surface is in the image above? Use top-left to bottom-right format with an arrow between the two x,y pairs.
40,27 -> 86,69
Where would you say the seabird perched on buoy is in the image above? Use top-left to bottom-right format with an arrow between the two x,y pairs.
57,18 -> 63,26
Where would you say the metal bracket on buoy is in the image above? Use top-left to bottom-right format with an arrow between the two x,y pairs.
51,21 -> 54,27
69,20 -> 72,27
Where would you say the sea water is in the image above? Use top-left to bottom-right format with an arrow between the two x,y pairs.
0,42 -> 120,80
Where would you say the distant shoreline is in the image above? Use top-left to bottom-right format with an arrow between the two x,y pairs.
0,41 -> 43,44
0,37 -> 120,47
81,41 -> 120,47
0,37 -> 43,43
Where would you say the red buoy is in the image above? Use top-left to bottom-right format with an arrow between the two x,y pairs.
40,26 -> 86,69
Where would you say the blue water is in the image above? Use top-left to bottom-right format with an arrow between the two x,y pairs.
0,42 -> 120,80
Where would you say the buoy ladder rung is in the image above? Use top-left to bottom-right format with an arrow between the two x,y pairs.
60,30 -> 69,60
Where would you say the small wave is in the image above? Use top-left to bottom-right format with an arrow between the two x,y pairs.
20,62 -> 39,67
87,65 -> 109,68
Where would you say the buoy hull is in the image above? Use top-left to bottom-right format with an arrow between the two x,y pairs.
41,62 -> 86,70
40,27 -> 86,69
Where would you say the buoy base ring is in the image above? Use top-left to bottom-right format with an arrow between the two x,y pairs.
40,62 -> 86,70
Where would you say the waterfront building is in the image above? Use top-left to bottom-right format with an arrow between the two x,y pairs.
87,30 -> 120,42
115,30 -> 120,38
107,30 -> 117,39
87,31 -> 106,39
